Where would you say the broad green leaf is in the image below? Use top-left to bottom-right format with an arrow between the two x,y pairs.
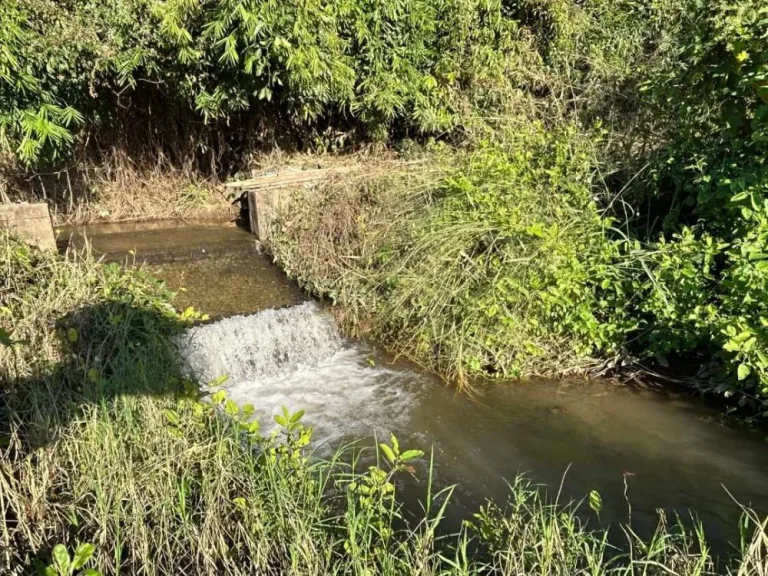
67,328 -> 78,343
211,390 -> 227,405
738,363 -> 751,381
400,449 -> 424,462
73,542 -> 96,569
224,399 -> 239,416
589,490 -> 602,514
163,409 -> 180,426
390,434 -> 399,454
210,374 -> 229,387
52,544 -> 70,574
289,409 -> 304,424
379,443 -> 396,464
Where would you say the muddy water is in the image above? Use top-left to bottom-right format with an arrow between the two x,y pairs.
59,221 -> 768,552
58,220 -> 306,316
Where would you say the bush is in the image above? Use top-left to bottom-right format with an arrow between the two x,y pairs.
608,0 -> 768,409
0,0 -> 525,169
272,127 -> 631,381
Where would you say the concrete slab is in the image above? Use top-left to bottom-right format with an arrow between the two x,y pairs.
0,203 -> 56,250
248,189 -> 285,241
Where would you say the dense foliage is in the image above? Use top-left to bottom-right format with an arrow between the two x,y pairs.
271,0 -> 768,414
0,0 -> 520,167
2,0 -> 768,411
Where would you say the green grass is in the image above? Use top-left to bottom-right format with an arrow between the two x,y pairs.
270,131 -> 629,383
2,232 -> 768,575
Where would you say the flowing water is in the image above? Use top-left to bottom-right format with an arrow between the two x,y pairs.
59,220 -> 768,551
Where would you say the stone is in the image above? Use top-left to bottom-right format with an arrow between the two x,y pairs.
0,203 -> 56,250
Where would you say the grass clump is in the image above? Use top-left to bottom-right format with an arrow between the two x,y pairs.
272,126 -> 628,381
2,233 -> 768,574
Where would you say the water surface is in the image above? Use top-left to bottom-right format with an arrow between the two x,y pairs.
58,220 -> 305,316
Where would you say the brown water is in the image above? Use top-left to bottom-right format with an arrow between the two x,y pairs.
59,221 -> 768,552
57,220 -> 306,316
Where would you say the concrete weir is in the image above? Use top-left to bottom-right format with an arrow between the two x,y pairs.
247,188 -> 283,241
0,202 -> 56,250
224,166 -> 357,241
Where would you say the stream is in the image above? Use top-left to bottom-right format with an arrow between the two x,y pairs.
59,220 -> 768,553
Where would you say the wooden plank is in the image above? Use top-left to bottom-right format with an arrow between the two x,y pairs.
224,166 -> 355,190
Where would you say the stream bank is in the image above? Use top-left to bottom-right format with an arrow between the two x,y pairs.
57,220 -> 768,553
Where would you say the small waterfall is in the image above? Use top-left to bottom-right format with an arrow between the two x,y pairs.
178,302 -> 424,442
179,302 -> 342,383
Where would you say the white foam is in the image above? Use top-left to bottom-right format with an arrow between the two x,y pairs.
177,302 -> 420,442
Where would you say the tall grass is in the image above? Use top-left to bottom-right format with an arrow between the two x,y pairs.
2,233 -> 768,575
270,128 -> 627,382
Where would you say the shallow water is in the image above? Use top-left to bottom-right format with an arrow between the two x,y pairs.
58,220 -> 306,316
61,221 -> 768,551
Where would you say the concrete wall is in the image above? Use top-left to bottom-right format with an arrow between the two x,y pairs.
0,203 -> 56,250
247,189 -> 285,241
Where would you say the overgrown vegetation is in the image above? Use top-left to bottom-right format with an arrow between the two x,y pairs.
1,1 -> 768,405
2,233 -> 768,574
270,0 -> 768,414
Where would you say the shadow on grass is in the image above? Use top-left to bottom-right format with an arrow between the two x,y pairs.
1,299 -> 197,450
0,298 -> 203,570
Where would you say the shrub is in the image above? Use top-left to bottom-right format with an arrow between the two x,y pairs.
0,0 -> 526,168
272,126 -> 631,381
611,0 -> 768,408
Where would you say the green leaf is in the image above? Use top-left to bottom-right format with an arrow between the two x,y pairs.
242,403 -> 255,417
224,399 -> 239,416
400,449 -> 424,462
72,542 -> 96,569
289,409 -> 304,424
274,414 -> 288,427
211,390 -> 227,405
163,409 -> 180,426
390,434 -> 399,455
738,363 -> 751,381
210,374 -> 229,387
379,443 -> 396,464
52,544 -> 70,574
67,328 -> 78,343
589,490 -> 602,514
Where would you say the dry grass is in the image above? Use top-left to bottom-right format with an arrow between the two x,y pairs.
1,148 -> 411,226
